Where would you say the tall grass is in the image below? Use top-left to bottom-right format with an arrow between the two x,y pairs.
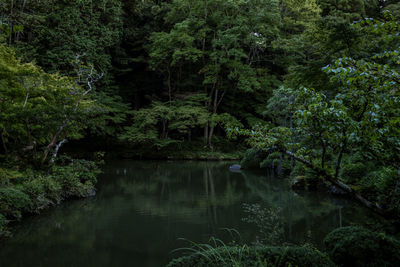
171,228 -> 249,265
170,228 -> 292,267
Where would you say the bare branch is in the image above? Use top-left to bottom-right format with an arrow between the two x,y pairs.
49,139 -> 67,163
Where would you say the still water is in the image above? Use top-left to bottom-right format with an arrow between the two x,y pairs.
0,160 -> 378,266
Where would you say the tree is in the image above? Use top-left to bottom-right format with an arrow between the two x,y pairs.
148,0 -> 281,147
0,44 -> 105,165
120,93 -> 241,149
234,12 -> 400,216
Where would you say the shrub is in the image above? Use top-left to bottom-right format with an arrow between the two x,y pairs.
168,245 -> 335,267
341,163 -> 367,184
21,176 -> 63,212
358,167 -> 399,214
259,152 -> 291,174
51,165 -> 82,197
324,226 -> 400,267
0,187 -> 32,219
240,148 -> 267,169
51,159 -> 99,198
70,159 -> 100,184
38,176 -> 63,203
290,163 -> 306,177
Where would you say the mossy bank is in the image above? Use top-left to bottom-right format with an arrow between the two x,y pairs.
0,159 -> 100,238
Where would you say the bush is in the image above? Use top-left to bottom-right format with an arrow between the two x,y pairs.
341,163 -> 367,184
290,163 -> 306,177
0,187 -> 32,219
324,226 -> 400,267
38,176 -> 63,203
358,167 -> 399,214
168,245 -> 335,267
70,159 -> 100,184
240,148 -> 267,169
51,166 -> 82,197
21,176 -> 63,212
260,152 -> 291,174
0,159 -> 99,234
51,159 -> 99,197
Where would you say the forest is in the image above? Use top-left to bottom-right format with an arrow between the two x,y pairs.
0,0 -> 400,266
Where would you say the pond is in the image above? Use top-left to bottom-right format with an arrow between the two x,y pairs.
0,160 -> 380,267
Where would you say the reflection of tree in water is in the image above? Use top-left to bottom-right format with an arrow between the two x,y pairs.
242,203 -> 284,246
0,161 -> 385,267
239,169 -> 380,246
107,161 -> 244,224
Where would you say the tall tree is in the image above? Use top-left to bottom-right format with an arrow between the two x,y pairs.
148,0 -> 281,146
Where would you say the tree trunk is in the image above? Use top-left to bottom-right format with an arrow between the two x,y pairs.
167,66 -> 172,102
208,126 -> 214,150
335,138 -> 347,179
289,114 -> 294,170
321,142 -> 326,169
283,150 -> 385,216
49,139 -> 67,163
204,123 -> 209,145
277,152 -> 283,176
16,0 -> 27,42
9,0 -> 14,46
207,88 -> 219,148
0,130 -> 7,155
41,123 -> 66,164
162,119 -> 166,139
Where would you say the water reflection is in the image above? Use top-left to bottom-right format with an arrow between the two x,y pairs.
0,160 -> 381,267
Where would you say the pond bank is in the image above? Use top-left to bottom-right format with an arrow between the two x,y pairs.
0,160 -> 387,267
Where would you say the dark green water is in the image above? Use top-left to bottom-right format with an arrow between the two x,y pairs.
0,160 -> 379,267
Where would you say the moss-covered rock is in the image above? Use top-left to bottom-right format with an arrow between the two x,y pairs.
168,245 -> 335,267
324,226 -> 400,267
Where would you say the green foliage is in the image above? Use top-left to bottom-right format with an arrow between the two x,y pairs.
147,0 -> 281,133
341,162 -> 367,184
304,168 -> 321,190
240,148 -> 268,170
290,164 -> 307,177
358,167 -> 399,213
12,0 -> 123,79
242,204 -> 284,246
324,226 -> 400,267
121,94 -> 241,148
0,187 -> 32,219
168,245 -> 335,267
0,158 -> 99,232
50,160 -> 99,198
264,87 -> 297,126
21,175 -> 62,212
234,11 -> 400,215
0,0 -> 398,238
0,43 -> 106,164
